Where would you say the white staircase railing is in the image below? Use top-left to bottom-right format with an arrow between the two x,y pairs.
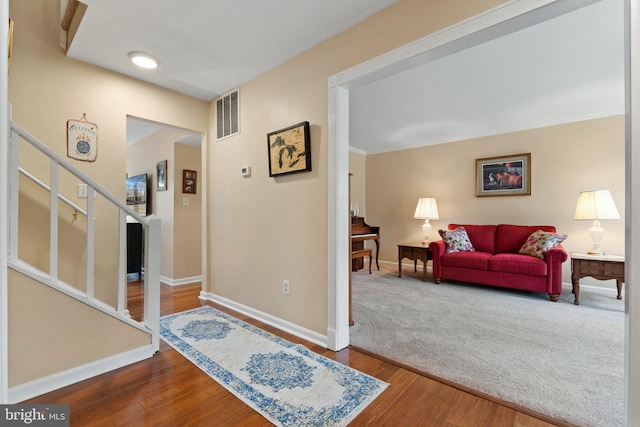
7,121 -> 161,351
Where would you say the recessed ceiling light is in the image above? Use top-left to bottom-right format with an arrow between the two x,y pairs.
128,51 -> 160,70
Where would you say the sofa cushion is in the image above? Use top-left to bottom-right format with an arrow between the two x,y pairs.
495,224 -> 556,254
518,230 -> 568,259
441,251 -> 492,270
488,253 -> 548,276
448,224 -> 497,253
439,227 -> 475,253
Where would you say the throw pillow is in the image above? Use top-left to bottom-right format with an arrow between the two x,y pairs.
439,227 -> 475,253
518,230 -> 568,259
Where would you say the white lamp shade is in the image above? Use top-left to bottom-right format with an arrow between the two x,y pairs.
574,189 -> 620,255
413,198 -> 439,220
574,190 -> 620,220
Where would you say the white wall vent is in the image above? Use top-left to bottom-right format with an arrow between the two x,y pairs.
216,89 -> 240,140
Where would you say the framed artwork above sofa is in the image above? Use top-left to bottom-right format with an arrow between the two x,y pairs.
476,153 -> 531,197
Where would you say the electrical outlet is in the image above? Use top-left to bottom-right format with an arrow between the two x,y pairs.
282,280 -> 290,295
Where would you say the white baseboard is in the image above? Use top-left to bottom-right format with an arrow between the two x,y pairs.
562,281 -> 622,297
160,275 -> 203,286
8,345 -> 155,403
199,291 -> 328,348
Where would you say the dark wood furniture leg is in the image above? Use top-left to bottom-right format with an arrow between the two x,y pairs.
397,243 -> 432,282
572,275 -> 580,305
617,279 -> 623,300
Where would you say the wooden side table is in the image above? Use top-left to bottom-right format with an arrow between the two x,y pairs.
398,242 -> 432,282
571,252 -> 625,305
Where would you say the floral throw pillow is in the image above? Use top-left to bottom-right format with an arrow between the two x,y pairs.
439,227 -> 475,253
518,230 -> 568,259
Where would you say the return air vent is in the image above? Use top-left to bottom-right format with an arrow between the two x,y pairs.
216,89 -> 240,140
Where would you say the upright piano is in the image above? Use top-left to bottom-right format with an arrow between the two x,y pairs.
351,216 -> 380,271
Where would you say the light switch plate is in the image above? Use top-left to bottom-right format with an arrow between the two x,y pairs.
77,183 -> 88,199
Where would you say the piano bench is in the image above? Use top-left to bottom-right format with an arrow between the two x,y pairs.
351,249 -> 372,274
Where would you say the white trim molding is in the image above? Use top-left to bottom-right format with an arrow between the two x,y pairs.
625,0 -> 640,424
0,0 -> 9,404
200,291 -> 327,348
160,275 -> 203,286
7,345 -> 155,404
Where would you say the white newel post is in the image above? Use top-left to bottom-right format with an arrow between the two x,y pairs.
0,0 -> 9,404
117,210 -> 127,315
145,217 -> 162,352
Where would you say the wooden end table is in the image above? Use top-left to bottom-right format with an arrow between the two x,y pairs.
398,242 -> 432,282
571,252 -> 625,305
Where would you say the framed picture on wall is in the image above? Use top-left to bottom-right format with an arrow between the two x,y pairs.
476,153 -> 531,197
126,173 -> 149,216
267,121 -> 311,177
182,169 -> 197,194
156,160 -> 168,191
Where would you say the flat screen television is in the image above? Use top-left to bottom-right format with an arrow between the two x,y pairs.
126,173 -> 149,216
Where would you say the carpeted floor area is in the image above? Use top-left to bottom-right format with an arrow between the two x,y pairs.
350,264 -> 624,427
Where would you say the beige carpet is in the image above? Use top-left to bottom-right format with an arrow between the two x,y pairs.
350,264 -> 624,427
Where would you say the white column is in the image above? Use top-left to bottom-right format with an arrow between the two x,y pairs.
0,0 -> 9,404
327,80 -> 350,351
625,0 -> 640,425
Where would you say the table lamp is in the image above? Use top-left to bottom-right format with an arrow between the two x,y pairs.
574,189 -> 620,255
414,197 -> 439,244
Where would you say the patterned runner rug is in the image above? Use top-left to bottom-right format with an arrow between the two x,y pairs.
160,306 -> 388,426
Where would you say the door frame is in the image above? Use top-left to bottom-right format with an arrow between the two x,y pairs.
327,0 -> 639,424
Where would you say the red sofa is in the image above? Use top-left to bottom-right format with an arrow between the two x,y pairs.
429,224 -> 568,301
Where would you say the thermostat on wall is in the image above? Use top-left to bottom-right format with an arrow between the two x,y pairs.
241,166 -> 251,177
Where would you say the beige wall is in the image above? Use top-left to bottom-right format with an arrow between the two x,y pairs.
206,0 -> 506,335
173,143 -> 202,280
8,269 -> 150,386
364,116 -> 625,284
9,0 -> 208,386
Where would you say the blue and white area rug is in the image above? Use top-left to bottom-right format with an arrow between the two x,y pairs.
160,306 -> 388,426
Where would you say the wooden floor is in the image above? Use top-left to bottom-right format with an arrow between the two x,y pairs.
24,281 -> 564,427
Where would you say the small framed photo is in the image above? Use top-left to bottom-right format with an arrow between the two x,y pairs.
267,121 -> 311,177
476,153 -> 531,197
156,160 -> 168,192
182,169 -> 197,194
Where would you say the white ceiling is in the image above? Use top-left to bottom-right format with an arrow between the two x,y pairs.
66,0 -> 624,152
349,0 -> 624,154
126,118 -> 202,147
67,0 -> 397,101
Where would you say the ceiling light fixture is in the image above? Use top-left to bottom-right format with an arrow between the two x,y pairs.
128,51 -> 160,70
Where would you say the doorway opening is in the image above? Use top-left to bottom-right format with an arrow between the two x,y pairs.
328,0 -> 631,423
125,116 -> 204,320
